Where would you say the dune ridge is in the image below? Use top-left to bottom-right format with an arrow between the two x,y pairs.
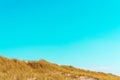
0,56 -> 119,80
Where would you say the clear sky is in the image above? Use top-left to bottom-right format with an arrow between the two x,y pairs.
0,0 -> 120,75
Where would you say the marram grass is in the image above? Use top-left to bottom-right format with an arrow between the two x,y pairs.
0,56 -> 119,80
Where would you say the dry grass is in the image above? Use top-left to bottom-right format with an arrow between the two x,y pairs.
0,56 -> 119,80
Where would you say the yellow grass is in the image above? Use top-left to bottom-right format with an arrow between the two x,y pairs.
0,56 -> 119,80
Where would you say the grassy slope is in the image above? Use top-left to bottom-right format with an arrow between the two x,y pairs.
0,56 -> 119,80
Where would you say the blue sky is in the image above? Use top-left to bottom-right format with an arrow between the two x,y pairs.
0,0 -> 120,75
